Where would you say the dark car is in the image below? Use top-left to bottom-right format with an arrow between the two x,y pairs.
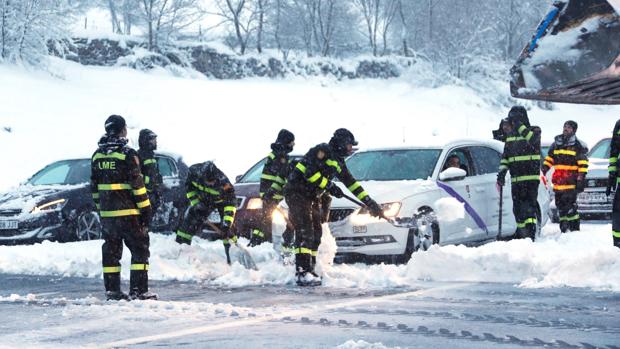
0,152 -> 188,245
577,137 -> 612,219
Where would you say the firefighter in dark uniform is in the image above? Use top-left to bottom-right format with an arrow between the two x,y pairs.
285,128 -> 383,286
175,161 -> 237,245
607,119 -> 620,248
91,115 -> 156,300
543,121 -> 588,233
137,129 -> 163,215
497,106 -> 542,240
250,129 -> 295,247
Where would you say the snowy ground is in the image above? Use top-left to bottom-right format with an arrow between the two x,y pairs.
1,58 -> 619,191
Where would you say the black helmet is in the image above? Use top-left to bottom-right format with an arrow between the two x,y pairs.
508,106 -> 530,127
275,129 -> 295,145
329,128 -> 358,157
201,161 -> 218,181
564,120 -> 578,132
139,128 -> 158,150
104,115 -> 126,136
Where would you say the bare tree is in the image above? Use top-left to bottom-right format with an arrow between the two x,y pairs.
139,0 -> 204,51
213,0 -> 256,54
354,0 -> 397,56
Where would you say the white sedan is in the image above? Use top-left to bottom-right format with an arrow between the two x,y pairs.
310,139 -> 550,263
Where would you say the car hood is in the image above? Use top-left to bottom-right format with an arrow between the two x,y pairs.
588,158 -> 609,179
0,184 -> 86,212
332,179 -> 436,208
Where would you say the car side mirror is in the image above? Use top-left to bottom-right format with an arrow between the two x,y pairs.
235,175 -> 242,183
439,168 -> 467,181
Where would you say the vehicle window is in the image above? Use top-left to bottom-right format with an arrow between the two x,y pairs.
28,161 -> 72,185
470,146 -> 501,175
238,158 -> 267,183
65,160 -> 91,184
157,157 -> 177,177
346,149 -> 441,181
442,148 -> 473,176
589,138 -> 611,159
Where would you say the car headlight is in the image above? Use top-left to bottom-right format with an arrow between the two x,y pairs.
31,198 -> 66,214
246,198 -> 263,210
358,201 -> 401,218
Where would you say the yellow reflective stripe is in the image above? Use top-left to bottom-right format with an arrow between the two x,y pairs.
325,159 -> 342,173
554,149 -> 576,156
273,194 -> 284,200
271,182 -> 283,191
136,199 -> 151,208
252,229 -> 265,238
186,191 -> 197,199
144,176 -> 150,184
261,174 -> 285,184
511,175 -> 540,183
133,187 -> 147,195
99,209 -> 140,217
296,162 -> 307,174
499,165 -> 509,171
308,172 -> 322,183
130,264 -> 149,271
103,266 -> 121,273
610,157 -> 618,164
609,166 -> 617,172
192,181 -> 220,195
268,152 -> 275,160
505,136 -> 526,142
319,177 -> 328,189
222,236 -> 238,245
93,152 -> 126,161
98,183 -> 131,190
92,193 -> 99,199
516,218 -> 537,228
554,165 -> 578,171
223,216 -> 234,222
176,230 -> 192,241
508,154 -> 541,162
577,160 -> 588,165
294,247 -> 313,255
143,159 -> 157,165
311,250 -> 318,257
224,205 -> 236,212
613,231 -> 620,238
348,182 -> 362,192
578,168 -> 588,173
543,162 -> 553,168
190,199 -> 200,206
95,204 -> 101,210
544,156 -> 554,162
554,184 -> 576,191
518,124 -> 527,133
560,214 -> 579,222
357,191 -> 369,200
525,131 -> 534,141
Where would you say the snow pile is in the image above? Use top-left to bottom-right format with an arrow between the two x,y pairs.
434,197 -> 465,222
1,223 -> 618,292
337,340 -> 400,349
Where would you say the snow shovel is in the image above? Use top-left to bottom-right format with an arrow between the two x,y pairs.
205,221 -> 258,271
496,185 -> 503,241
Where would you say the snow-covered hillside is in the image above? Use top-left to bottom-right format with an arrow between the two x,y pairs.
1,58 -> 619,190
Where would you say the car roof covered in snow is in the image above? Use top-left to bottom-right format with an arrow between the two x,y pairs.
355,138 -> 504,153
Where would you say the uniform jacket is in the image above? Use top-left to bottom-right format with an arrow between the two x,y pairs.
543,134 -> 589,191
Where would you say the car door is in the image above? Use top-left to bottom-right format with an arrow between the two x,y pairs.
436,147 -> 487,244
152,155 -> 181,230
469,146 -> 504,240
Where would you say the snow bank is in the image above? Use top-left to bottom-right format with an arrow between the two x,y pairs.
337,340 -> 400,349
1,223 -> 618,292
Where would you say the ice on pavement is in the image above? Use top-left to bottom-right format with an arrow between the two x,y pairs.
337,340 -> 400,349
0,223 -> 618,292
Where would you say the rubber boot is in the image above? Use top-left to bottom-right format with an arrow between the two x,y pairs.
104,272 -> 129,301
129,270 -> 158,300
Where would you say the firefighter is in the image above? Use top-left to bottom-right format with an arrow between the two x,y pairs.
91,115 -> 157,301
250,129 -> 295,248
543,120 -> 589,233
285,128 -> 383,286
137,129 -> 163,215
175,161 -> 237,246
497,106 -> 542,240
608,119 -> 620,249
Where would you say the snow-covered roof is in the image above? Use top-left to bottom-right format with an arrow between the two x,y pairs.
356,138 -> 504,153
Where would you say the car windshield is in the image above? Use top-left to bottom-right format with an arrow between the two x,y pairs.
588,138 -> 611,159
238,158 -> 267,183
346,149 -> 441,181
28,159 -> 91,185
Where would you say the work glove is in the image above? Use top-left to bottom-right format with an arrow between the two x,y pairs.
363,197 -> 383,218
607,173 -> 617,196
221,220 -> 235,239
327,182 -> 344,198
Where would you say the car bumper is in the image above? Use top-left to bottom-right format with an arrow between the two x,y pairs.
577,189 -> 613,215
0,212 -> 65,245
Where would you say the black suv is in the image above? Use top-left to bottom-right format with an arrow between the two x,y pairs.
0,153 -> 188,245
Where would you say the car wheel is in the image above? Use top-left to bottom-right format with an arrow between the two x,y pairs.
76,210 -> 102,241
415,208 -> 440,252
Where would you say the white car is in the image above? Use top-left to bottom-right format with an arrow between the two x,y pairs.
288,139 -> 551,264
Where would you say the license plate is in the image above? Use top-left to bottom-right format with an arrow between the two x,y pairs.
0,220 -> 18,230
579,192 -> 607,202
352,225 -> 367,234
